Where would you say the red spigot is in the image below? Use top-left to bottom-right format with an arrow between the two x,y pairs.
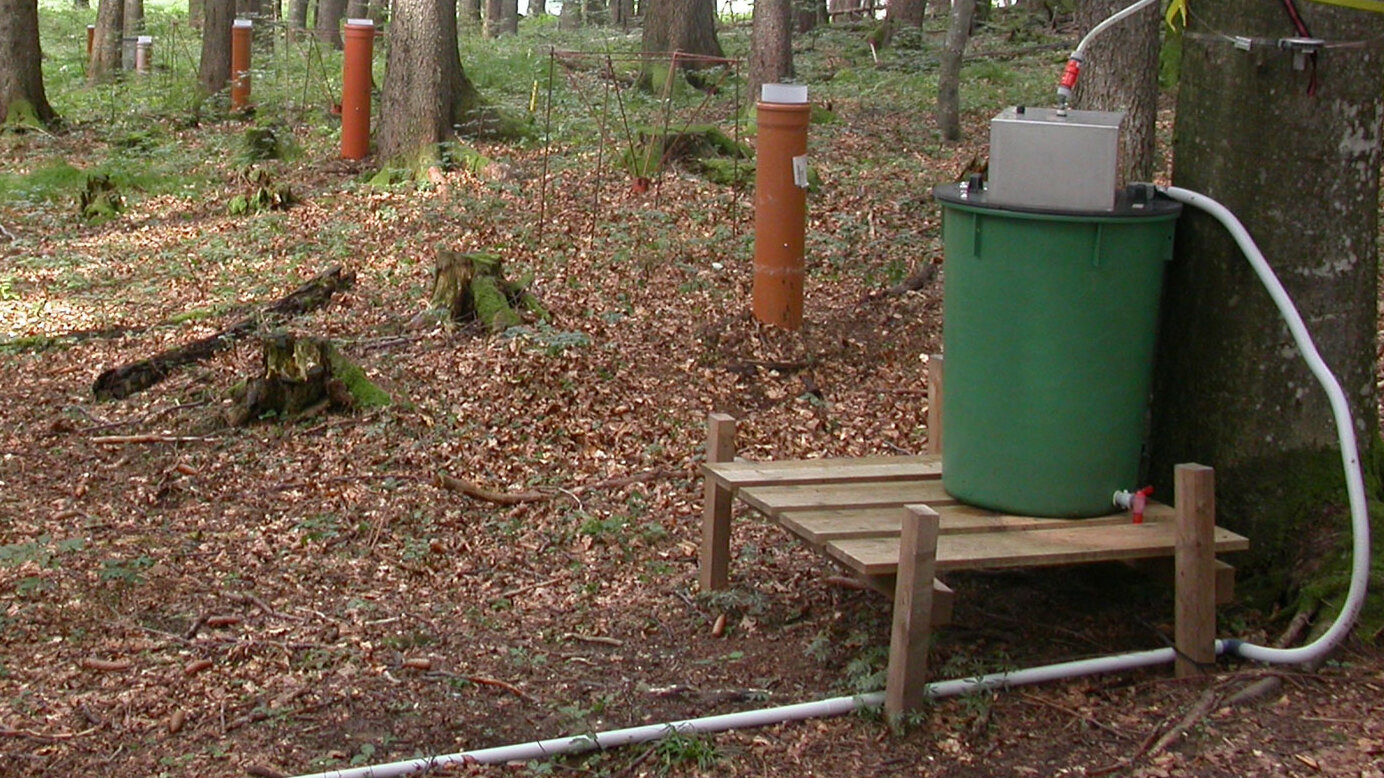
1131,486 -> 1154,524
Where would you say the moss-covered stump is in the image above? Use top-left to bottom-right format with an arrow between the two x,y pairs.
622,125 -> 752,188
79,174 -> 123,222
225,334 -> 389,426
412,250 -> 546,334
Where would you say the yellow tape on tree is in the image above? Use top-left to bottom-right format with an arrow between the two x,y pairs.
1166,0 -> 1188,29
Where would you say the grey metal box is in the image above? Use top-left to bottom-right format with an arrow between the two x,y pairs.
987,107 -> 1124,212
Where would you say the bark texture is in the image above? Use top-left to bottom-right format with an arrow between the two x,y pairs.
886,0 -> 924,26
459,0 -> 481,28
89,0 -> 123,83
1151,2 -> 1384,578
928,0 -> 949,17
288,0 -> 309,34
316,0 -> 345,48
748,0 -> 792,105
1073,0 -> 1158,182
378,0 -> 484,162
197,0 -> 233,94
935,0 -> 974,140
794,0 -> 827,33
642,0 -> 723,64
0,0 -> 56,128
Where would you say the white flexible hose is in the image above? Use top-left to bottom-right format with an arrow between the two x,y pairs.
1075,0 -> 1160,56
1158,185 -> 1372,664
288,187 -> 1372,778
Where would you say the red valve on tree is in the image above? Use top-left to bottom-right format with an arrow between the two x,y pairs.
1056,52 -> 1083,105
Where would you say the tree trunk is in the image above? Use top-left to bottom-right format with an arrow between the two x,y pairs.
794,0 -> 826,33
345,0 -> 366,17
641,0 -> 722,86
189,0 -> 205,28
316,0 -> 345,48
748,0 -> 792,106
1151,2 -> 1384,585
413,250 -> 542,333
502,0 -> 517,32
458,0 -> 480,28
0,0 -> 57,128
226,334 -> 389,426
529,0 -> 544,14
886,0 -> 924,26
121,0 -> 143,69
483,0 -> 502,35
288,0 -> 309,34
1073,0 -> 1158,182
378,0 -> 485,162
367,0 -> 386,23
935,0 -> 974,141
558,0 -> 581,28
89,0 -> 123,84
927,0 -> 949,18
198,0 -> 233,93
611,0 -> 633,27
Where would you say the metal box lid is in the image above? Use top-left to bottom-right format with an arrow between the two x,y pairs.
987,107 -> 1124,212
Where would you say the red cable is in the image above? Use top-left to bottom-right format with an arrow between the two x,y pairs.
1280,0 -> 1319,96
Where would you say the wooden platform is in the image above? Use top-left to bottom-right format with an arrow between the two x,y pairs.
699,356 -> 1249,715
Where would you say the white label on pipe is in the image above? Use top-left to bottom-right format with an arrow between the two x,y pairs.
792,155 -> 809,189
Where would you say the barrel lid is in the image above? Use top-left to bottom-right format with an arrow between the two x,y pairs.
934,182 -> 1182,219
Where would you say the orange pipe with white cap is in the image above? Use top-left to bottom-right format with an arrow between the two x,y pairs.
231,19 -> 252,110
752,83 -> 811,330
341,18 -> 375,160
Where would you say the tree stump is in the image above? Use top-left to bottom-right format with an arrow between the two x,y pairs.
226,334 -> 389,426
413,250 -> 545,333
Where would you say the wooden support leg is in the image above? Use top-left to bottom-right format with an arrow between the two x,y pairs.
886,504 -> 940,717
699,413 -> 737,593
1175,464 -> 1216,679
926,355 -> 944,457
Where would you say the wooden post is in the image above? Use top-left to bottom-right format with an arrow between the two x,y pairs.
886,504 -> 940,717
1175,464 -> 1216,679
699,413 -> 737,592
926,355 -> 944,456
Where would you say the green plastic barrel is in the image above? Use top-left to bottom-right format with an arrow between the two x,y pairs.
934,183 -> 1181,517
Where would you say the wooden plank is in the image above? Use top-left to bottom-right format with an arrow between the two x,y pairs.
886,505 -> 939,717
703,454 -> 941,490
1175,464 -> 1217,679
825,520 -> 1250,577
739,479 -> 954,517
780,505 -> 1139,546
699,413 -> 737,592
926,355 -> 944,456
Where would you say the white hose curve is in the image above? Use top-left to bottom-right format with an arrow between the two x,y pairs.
288,189 -> 1372,778
1075,0 -> 1160,56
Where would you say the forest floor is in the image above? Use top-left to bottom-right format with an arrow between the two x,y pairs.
1,11 -> 1382,778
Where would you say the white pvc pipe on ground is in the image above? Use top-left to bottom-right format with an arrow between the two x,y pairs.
289,189 -> 1371,778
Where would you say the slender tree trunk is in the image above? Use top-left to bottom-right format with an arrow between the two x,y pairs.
1151,2 -> 1384,583
0,0 -> 58,128
886,0 -> 923,26
89,0 -> 123,83
748,0 -> 792,105
483,0 -> 501,35
558,0 -> 580,27
346,0 -> 366,17
502,0 -> 517,32
121,0 -> 143,69
378,0 -> 484,162
935,0 -> 974,140
190,0 -> 205,28
794,0 -> 826,32
927,0 -> 949,17
197,0 -> 233,94
316,0 -> 345,47
611,0 -> 632,27
1073,0 -> 1158,182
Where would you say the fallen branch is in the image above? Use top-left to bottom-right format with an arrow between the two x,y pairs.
561,632 -> 624,647
91,435 -> 216,445
0,724 -> 99,741
92,264 -> 355,401
427,672 -> 536,702
1148,687 -> 1221,757
501,575 -> 569,599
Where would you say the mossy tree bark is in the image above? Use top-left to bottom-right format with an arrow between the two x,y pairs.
90,0 -> 124,84
418,250 -> 542,333
0,0 -> 58,129
378,0 -> 486,162
197,0 -> 233,94
228,334 -> 389,426
1073,0 -> 1159,182
748,0 -> 792,106
1151,3 -> 1384,588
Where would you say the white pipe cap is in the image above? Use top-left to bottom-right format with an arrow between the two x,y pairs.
138,35 -> 152,44
233,19 -> 253,28
761,83 -> 808,104
346,18 -> 374,26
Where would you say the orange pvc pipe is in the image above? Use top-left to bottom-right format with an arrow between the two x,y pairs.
86,25 -> 95,58
752,97 -> 811,330
230,20 -> 252,110
341,19 -> 375,160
